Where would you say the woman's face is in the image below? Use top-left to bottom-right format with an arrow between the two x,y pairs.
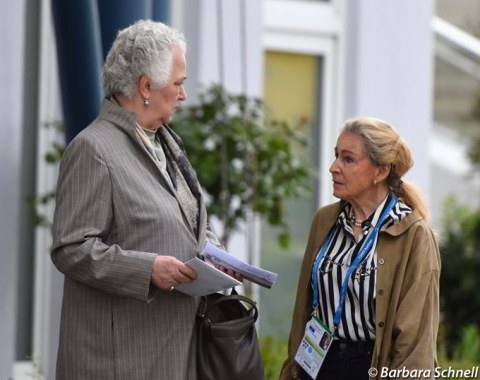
329,132 -> 381,204
148,46 -> 187,127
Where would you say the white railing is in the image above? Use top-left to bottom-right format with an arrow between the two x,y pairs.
430,17 -> 480,225
432,16 -> 480,62
432,16 -> 480,78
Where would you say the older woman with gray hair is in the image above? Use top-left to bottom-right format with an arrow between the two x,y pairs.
281,117 -> 440,380
51,20 -> 230,379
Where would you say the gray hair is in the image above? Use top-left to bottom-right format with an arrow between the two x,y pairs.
102,19 -> 186,98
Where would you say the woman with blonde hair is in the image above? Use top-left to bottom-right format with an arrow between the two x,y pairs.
281,117 -> 440,380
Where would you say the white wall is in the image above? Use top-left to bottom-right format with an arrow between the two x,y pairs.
1,0 -> 64,378
176,0 -> 263,100
0,1 -> 26,378
344,0 -> 435,202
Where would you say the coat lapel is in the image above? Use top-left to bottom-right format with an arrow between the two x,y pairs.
98,98 -> 204,243
159,125 -> 206,243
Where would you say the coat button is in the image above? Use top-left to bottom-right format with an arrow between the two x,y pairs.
378,289 -> 384,296
378,258 -> 385,265
379,321 -> 385,328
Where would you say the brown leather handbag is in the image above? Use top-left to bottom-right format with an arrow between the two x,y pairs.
196,288 -> 265,380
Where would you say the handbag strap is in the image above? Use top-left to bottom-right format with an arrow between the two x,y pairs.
199,291 -> 259,323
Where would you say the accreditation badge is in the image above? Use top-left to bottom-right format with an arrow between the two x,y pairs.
294,316 -> 333,379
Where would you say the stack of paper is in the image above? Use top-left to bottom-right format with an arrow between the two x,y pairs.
173,257 -> 242,296
203,242 -> 278,289
174,243 -> 279,297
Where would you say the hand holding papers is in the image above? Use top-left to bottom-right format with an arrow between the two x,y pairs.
203,242 -> 278,289
174,243 -> 278,297
174,257 -> 242,296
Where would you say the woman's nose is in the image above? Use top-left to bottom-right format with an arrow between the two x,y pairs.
329,159 -> 339,173
179,85 -> 187,101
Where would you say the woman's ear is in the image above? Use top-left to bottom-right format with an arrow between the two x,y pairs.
375,164 -> 391,184
138,75 -> 151,99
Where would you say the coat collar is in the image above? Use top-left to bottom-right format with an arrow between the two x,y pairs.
97,97 -> 138,136
321,200 -> 423,238
382,209 -> 423,236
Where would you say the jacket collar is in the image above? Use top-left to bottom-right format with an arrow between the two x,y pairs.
97,97 -> 138,136
382,209 -> 423,236
323,200 -> 423,238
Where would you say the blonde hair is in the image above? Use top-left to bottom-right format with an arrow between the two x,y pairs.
342,117 -> 428,219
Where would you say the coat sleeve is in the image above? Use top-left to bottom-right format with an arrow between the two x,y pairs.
389,226 -> 441,375
51,134 -> 158,302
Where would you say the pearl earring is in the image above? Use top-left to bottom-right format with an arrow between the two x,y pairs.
144,98 -> 150,106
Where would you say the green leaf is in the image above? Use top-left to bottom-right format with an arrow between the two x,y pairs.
172,84 -> 312,247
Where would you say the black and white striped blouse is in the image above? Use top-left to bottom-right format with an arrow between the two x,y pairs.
313,194 -> 412,341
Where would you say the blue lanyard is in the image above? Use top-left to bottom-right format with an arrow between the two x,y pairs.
311,195 -> 397,329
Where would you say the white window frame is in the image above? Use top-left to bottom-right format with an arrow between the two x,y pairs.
263,0 -> 345,206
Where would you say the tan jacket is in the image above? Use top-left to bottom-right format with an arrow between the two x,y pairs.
280,202 -> 440,380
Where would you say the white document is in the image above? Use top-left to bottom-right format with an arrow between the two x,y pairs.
203,242 -> 278,289
173,257 -> 242,297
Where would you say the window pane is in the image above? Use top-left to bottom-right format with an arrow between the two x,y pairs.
260,51 -> 322,340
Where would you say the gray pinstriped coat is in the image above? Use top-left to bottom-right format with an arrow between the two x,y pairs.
51,98 -> 208,380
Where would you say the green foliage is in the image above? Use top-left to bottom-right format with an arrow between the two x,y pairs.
30,121 -> 65,227
261,327 -> 480,380
438,324 -> 480,379
260,335 -> 288,380
468,137 -> 480,169
173,84 -> 312,248
452,325 -> 480,364
28,190 -> 57,227
468,90 -> 480,167
440,196 -> 480,356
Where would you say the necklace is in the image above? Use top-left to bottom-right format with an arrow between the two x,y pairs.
348,209 -> 367,227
